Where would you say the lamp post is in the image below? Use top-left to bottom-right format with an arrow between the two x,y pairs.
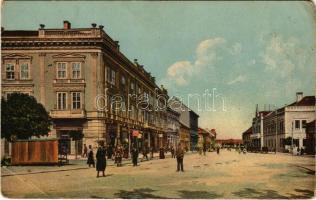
291,121 -> 294,155
275,110 -> 278,154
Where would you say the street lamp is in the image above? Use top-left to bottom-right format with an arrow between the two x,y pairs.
275,109 -> 278,154
291,121 -> 294,155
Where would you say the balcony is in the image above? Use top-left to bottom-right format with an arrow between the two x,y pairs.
53,79 -> 85,84
250,133 -> 261,139
50,109 -> 86,119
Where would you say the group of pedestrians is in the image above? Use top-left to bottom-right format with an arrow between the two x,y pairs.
83,142 -> 107,178
82,142 -> 187,177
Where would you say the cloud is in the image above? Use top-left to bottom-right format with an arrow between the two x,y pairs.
230,42 -> 242,55
167,61 -> 192,86
260,35 -> 306,78
227,74 -> 247,85
164,37 -> 226,86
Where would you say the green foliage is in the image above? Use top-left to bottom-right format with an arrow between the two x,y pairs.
1,93 -> 52,141
284,137 -> 293,146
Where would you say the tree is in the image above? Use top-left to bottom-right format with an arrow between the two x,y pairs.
284,137 -> 293,146
1,93 -> 52,141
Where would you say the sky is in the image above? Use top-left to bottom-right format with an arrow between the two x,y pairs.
2,1 -> 316,139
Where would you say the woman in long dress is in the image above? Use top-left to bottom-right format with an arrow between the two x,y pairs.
96,141 -> 107,178
87,145 -> 95,167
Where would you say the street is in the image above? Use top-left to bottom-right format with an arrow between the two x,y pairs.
1,150 -> 315,198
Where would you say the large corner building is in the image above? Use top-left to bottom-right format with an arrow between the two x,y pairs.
1,21 -> 169,154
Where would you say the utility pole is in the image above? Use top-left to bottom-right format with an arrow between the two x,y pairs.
275,109 -> 277,154
291,121 -> 294,156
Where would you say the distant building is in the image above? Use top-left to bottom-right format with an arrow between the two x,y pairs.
179,122 -> 190,151
263,92 -> 315,152
305,120 -> 315,154
216,139 -> 243,146
242,127 -> 252,148
169,97 -> 199,151
165,106 -> 180,148
198,128 -> 215,150
251,109 -> 271,150
189,110 -> 199,150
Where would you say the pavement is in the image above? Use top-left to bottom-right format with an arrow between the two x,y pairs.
1,150 -> 315,198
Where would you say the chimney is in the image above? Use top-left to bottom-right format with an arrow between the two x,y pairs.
114,41 -> 120,50
91,23 -> 97,28
296,92 -> 303,102
63,20 -> 71,29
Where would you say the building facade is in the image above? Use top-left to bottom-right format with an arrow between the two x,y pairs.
168,97 -> 199,151
165,106 -> 180,149
263,93 -> 315,152
305,120 -> 315,154
179,122 -> 190,151
242,127 -> 252,148
251,110 -> 270,151
1,21 -> 169,155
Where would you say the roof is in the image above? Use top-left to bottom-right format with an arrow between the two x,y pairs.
2,30 -> 38,37
167,106 -> 180,116
288,96 -> 315,107
179,121 -> 190,129
264,96 -> 315,118
216,139 -> 243,144
259,111 -> 271,116
242,127 -> 252,136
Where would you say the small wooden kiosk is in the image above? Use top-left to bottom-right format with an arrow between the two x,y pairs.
11,139 -> 59,165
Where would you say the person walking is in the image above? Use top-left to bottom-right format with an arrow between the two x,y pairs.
203,143 -> 207,156
115,145 -> 123,167
176,144 -> 184,172
150,146 -> 154,160
171,146 -> 175,158
216,146 -> 220,155
159,147 -> 165,159
96,141 -> 107,178
107,145 -> 113,160
87,145 -> 95,167
82,144 -> 88,158
131,146 -> 139,166
142,146 -> 149,161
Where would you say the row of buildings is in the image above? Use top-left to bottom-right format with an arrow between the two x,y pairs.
242,92 -> 315,154
1,21 -> 213,156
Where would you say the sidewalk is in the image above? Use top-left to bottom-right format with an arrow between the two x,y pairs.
2,151 -> 196,177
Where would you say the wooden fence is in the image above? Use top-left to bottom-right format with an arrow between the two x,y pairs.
11,139 -> 58,165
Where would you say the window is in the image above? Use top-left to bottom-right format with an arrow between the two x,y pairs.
57,63 -> 67,79
130,81 -> 135,90
72,63 -> 81,79
302,120 -> 307,129
20,63 -> 30,79
295,120 -> 300,129
138,85 -> 142,94
6,63 -> 15,80
107,67 -> 111,83
72,92 -> 81,109
111,70 -> 116,85
121,75 -> 126,85
5,92 -> 14,99
57,92 -> 67,110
